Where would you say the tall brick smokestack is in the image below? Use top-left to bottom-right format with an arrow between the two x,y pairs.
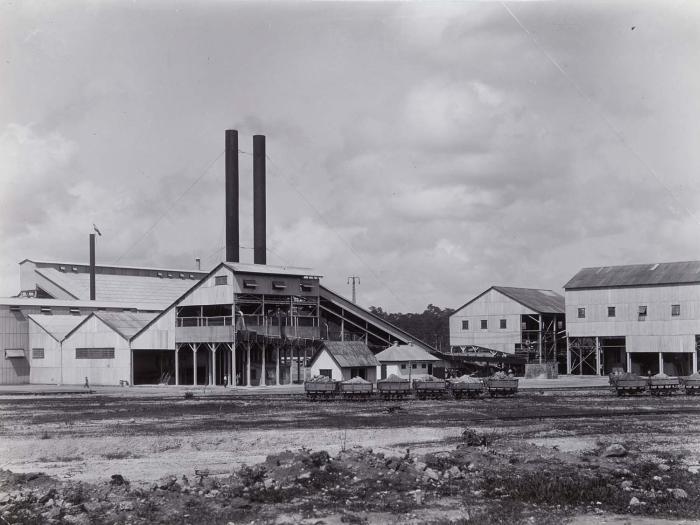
253,135 -> 266,265
225,130 -> 239,263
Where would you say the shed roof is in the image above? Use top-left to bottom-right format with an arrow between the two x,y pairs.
564,261 -> 700,289
320,341 -> 379,368
36,268 -> 196,304
375,343 -> 439,362
28,314 -> 87,342
223,262 -> 321,278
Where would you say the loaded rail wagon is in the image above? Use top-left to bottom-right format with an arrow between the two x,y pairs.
648,376 -> 680,396
484,378 -> 518,397
449,379 -> 484,399
304,380 -> 338,400
339,380 -> 373,400
609,374 -> 647,396
681,375 -> 700,395
413,379 -> 448,400
377,378 -> 412,400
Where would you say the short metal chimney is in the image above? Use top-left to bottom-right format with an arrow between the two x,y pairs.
89,233 -> 96,300
195,257 -> 201,271
225,130 -> 239,263
253,134 -> 266,265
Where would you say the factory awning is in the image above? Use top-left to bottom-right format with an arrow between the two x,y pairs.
4,349 -> 26,358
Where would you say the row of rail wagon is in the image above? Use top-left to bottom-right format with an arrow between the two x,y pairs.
303,374 -> 519,401
609,372 -> 700,396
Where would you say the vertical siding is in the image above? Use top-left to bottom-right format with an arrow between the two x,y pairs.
309,350 -> 341,380
0,306 -> 33,384
179,267 -> 237,306
566,284 -> 700,353
449,289 -> 536,353
28,320 -> 62,384
131,308 -> 176,350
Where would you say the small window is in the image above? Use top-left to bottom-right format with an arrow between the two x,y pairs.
214,275 -> 228,286
500,319 -> 507,329
9,305 -> 20,312
401,364 -> 406,370
608,307 -> 616,318
272,280 -> 287,290
319,369 -> 332,378
577,308 -> 586,319
461,320 -> 469,330
480,320 -> 488,330
167,273 -> 173,278
32,348 -> 45,359
59,266 -> 66,272
157,272 -> 163,278
243,279 -> 257,289
672,304 -> 680,317
412,363 -> 417,369
179,273 -> 185,279
71,266 -> 78,272
75,348 -> 115,359
421,363 -> 426,369
557,320 -> 563,330
521,322 -> 527,330
300,283 -> 313,292
189,274 -> 195,279
69,308 -> 81,315
638,306 -> 647,320
40,307 -> 51,314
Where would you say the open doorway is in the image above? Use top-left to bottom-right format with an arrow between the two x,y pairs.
600,337 -> 626,374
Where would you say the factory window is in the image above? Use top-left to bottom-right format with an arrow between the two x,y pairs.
243,279 -> 257,289
461,320 -> 469,330
412,363 -> 417,369
272,281 -> 287,290
608,307 -> 616,318
500,319 -> 507,329
638,306 -> 647,320
319,369 -> 332,378
401,364 -> 406,370
421,363 -> 426,369
672,304 -> 681,317
69,308 -> 81,315
40,307 -> 52,314
300,283 -> 314,292
75,348 -> 115,359
557,320 -> 564,330
480,320 -> 488,330
214,275 -> 228,286
577,308 -> 586,319
9,305 -> 20,312
32,348 -> 45,359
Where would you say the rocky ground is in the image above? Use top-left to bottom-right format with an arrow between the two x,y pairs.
1,390 -> 700,524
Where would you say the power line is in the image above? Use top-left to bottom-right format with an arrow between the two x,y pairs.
500,2 -> 700,230
115,149 -> 225,264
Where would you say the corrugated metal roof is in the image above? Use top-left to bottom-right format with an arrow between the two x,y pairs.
322,341 -> 379,368
224,262 -> 321,278
375,343 -> 439,362
28,314 -> 88,341
93,311 -> 159,340
0,297 -> 165,310
492,286 -> 565,314
37,268 -> 196,304
564,261 -> 700,289
21,259 -> 209,276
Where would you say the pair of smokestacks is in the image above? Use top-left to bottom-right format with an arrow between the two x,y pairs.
225,130 -> 266,265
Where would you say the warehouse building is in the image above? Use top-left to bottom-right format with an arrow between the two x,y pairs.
449,286 -> 566,371
565,261 -> 700,376
1,130 -> 433,386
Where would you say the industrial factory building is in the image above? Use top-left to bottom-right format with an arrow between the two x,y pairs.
448,286 -> 566,371
565,261 -> 700,376
0,130 -> 432,386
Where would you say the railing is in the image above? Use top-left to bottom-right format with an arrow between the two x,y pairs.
175,315 -> 319,338
176,316 -> 233,327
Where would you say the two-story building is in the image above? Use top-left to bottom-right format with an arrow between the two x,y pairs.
564,261 -> 700,376
449,286 -> 566,370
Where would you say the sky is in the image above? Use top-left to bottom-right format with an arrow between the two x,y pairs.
1,0 -> 699,312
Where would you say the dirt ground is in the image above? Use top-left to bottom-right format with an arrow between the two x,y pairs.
1,388 -> 700,524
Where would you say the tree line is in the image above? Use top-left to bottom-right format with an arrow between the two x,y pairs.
368,304 -> 454,352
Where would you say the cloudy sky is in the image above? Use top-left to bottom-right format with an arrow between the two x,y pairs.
1,1 -> 699,312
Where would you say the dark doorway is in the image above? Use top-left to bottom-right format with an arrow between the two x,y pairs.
380,365 -> 387,380
601,337 -> 626,374
133,350 -> 175,385
662,353 -> 692,376
630,353 -> 659,376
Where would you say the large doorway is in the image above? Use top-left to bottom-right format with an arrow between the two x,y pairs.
662,353 -> 692,376
601,337 -> 626,374
630,353 -> 659,376
133,350 -> 175,385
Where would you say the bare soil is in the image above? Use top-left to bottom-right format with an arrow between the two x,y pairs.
1,389 -> 700,524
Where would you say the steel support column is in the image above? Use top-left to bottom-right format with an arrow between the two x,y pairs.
175,345 -> 180,386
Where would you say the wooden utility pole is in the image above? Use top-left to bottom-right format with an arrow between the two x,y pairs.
347,276 -> 360,304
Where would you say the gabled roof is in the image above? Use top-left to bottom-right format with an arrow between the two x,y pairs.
454,286 -> 564,315
20,259 -> 209,276
375,343 -> 440,363
28,314 -> 87,342
0,297 -> 164,310
564,261 -> 700,290
35,267 -> 196,304
223,262 -> 321,278
316,341 -> 379,368
93,311 -> 159,340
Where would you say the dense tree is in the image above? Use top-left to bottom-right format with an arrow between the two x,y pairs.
369,304 -> 454,352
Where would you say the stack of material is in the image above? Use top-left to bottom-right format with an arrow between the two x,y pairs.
653,372 -> 670,378
343,376 -> 370,384
614,372 -> 642,381
308,375 -> 335,383
491,371 -> 509,380
451,375 -> 482,384
414,375 -> 438,382
378,374 -> 408,383
688,372 -> 700,379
